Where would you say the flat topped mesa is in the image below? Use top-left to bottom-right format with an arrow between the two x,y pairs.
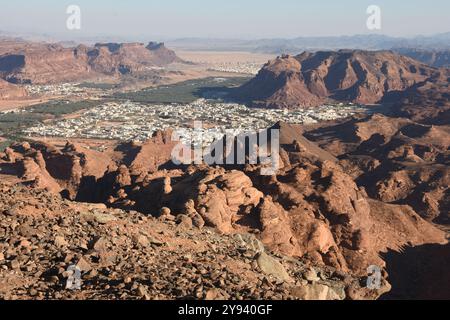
0,40 -> 183,84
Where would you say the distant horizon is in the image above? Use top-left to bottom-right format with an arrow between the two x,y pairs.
1,29 -> 450,44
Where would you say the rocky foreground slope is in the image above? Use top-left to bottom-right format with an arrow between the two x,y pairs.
0,182 -> 387,300
233,50 -> 447,110
1,117 -> 448,299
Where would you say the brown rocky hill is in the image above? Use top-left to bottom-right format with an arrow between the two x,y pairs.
0,43 -> 92,84
233,50 -> 442,109
0,41 -> 182,84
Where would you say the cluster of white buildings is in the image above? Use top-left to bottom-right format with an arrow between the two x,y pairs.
207,62 -> 264,75
22,99 -> 366,144
24,83 -> 102,98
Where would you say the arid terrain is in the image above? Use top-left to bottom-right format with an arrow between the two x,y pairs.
0,38 -> 449,301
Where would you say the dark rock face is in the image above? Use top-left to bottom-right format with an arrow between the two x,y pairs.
381,243 -> 450,300
0,54 -> 25,74
233,50 -> 443,109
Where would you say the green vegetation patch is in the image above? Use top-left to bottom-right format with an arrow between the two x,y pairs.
76,82 -> 119,90
0,113 -> 46,132
112,77 -> 251,104
29,100 -> 102,117
0,99 -> 103,140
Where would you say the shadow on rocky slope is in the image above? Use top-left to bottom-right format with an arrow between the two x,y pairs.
380,243 -> 450,300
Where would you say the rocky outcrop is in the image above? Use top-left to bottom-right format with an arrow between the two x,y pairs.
0,44 -> 92,84
89,42 -> 182,75
49,127 -> 445,279
0,141 -> 114,199
387,72 -> 450,124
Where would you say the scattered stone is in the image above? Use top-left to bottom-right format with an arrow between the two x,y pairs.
303,268 -> 320,282
159,207 -> 171,217
82,211 -> 117,225
291,283 -> 345,300
8,259 -> 20,270
205,288 -> 230,300
134,234 -> 150,247
256,252 -> 292,283
177,215 -> 193,230
124,277 -> 132,284
192,214 -> 205,229
54,236 -> 68,248
137,285 -> 149,299
0,181 -> 391,300
92,237 -> 108,252
76,257 -> 92,272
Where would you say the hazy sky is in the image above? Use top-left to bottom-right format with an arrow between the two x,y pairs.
0,0 -> 449,39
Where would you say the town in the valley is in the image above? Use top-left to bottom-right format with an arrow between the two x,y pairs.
19,97 -> 368,145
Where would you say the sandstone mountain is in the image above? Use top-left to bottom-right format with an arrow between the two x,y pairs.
0,41 -> 182,84
88,42 -> 183,75
233,50 -> 443,109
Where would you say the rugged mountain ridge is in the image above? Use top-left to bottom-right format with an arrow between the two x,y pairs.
233,50 -> 445,109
